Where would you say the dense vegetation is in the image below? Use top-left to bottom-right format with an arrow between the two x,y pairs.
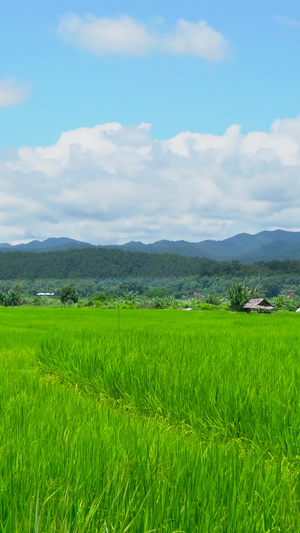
0,247 -> 216,279
2,308 -> 300,531
1,247 -> 300,280
0,248 -> 300,304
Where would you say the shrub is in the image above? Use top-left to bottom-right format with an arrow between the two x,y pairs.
60,285 -> 78,304
4,290 -> 22,307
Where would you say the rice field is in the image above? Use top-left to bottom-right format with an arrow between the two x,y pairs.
1,307 -> 300,531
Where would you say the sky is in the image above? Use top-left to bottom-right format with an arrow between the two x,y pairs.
1,0 -> 300,244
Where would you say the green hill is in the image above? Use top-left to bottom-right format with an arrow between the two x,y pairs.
0,246 -> 300,280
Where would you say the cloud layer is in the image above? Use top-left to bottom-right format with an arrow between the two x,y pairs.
0,78 -> 30,108
2,117 -> 300,244
57,14 -> 229,60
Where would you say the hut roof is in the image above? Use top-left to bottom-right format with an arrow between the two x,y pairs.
243,298 -> 274,310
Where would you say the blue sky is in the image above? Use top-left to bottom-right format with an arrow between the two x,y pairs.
1,0 -> 300,243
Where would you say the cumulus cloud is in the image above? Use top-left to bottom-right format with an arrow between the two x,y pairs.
2,118 -> 300,244
0,78 -> 31,108
57,14 -> 229,60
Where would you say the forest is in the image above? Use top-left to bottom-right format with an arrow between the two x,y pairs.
0,247 -> 300,301
0,247 -> 300,280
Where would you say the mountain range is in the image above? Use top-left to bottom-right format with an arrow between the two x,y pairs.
2,230 -> 300,262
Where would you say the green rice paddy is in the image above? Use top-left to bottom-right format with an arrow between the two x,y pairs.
1,308 -> 300,531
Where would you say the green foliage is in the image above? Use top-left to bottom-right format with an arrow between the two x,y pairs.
4,290 -> 22,307
117,281 -> 148,295
264,278 -> 282,297
92,292 -> 107,302
0,246 -> 300,309
0,247 -> 298,282
228,282 -> 262,311
10,283 -> 24,295
0,290 -> 23,307
152,296 -> 175,309
60,285 -> 78,304
272,295 -> 300,311
204,291 -> 221,305
144,287 -> 170,298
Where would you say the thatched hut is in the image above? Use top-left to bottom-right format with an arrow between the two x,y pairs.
243,298 -> 274,313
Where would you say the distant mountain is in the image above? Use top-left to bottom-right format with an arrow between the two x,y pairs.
2,230 -> 300,262
111,230 -> 300,262
0,237 -> 92,253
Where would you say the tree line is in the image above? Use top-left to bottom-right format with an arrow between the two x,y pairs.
1,247 -> 300,280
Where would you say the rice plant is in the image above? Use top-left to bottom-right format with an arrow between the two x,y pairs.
1,308 -> 300,531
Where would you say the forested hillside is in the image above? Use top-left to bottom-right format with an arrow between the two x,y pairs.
0,248 -> 215,279
0,247 -> 300,280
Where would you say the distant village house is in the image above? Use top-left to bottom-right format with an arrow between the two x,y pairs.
193,292 -> 204,299
243,298 -> 274,313
287,290 -> 295,299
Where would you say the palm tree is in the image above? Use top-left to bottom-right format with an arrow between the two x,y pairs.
228,283 -> 262,311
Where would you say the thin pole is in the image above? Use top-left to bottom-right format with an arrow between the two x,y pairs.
117,304 -> 120,335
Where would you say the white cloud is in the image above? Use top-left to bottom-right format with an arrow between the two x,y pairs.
275,15 -> 300,28
57,14 -> 229,60
57,14 -> 152,56
2,117 -> 300,244
164,19 -> 229,60
0,78 -> 31,108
